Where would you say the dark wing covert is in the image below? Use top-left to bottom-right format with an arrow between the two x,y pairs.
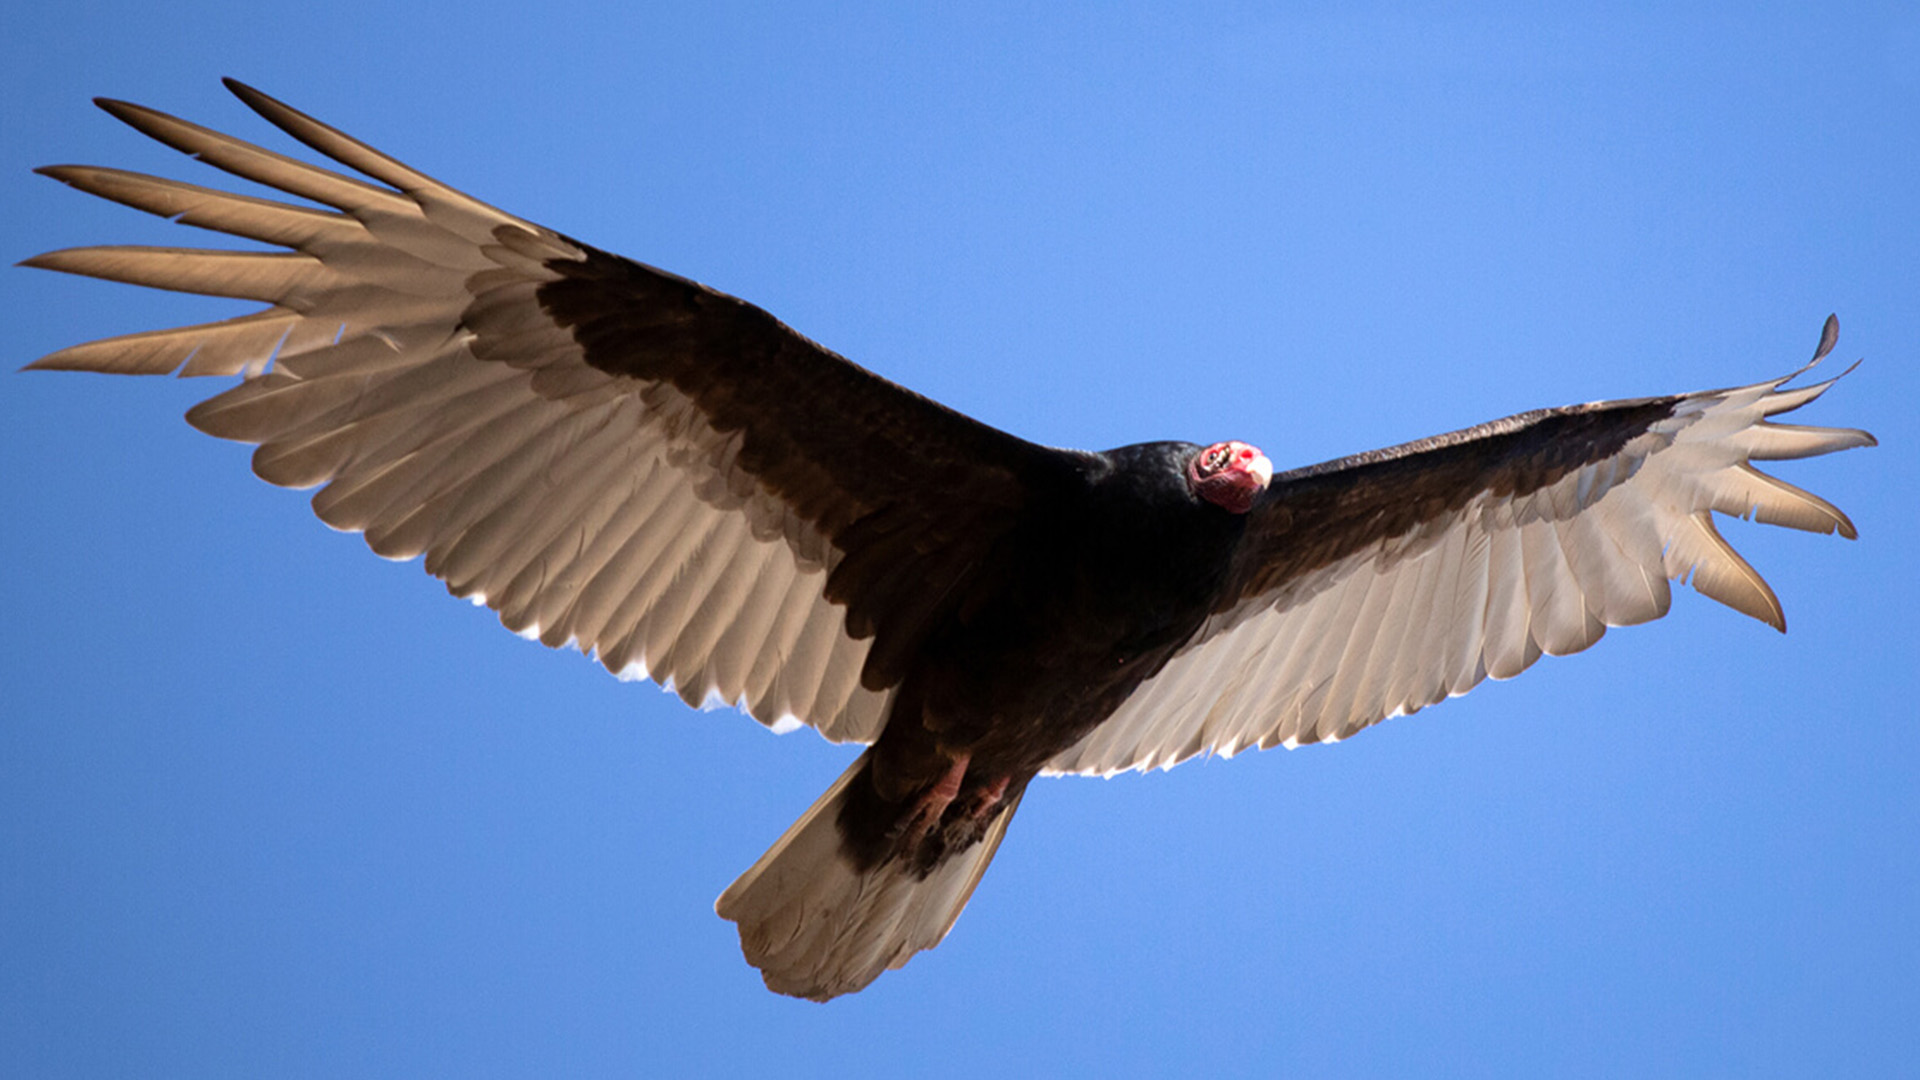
26,80 -> 1074,741
1049,322 -> 1873,775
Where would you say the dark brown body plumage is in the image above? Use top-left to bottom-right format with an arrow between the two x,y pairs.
838,442 -> 1252,873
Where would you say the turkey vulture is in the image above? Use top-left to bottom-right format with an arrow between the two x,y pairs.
24,80 -> 1875,1002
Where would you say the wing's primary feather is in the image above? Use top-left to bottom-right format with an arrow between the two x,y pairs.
25,80 -> 1070,742
1047,326 -> 1874,776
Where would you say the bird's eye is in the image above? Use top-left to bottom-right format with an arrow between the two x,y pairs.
1203,446 -> 1229,472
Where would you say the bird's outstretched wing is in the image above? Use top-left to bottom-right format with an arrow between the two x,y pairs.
1048,319 -> 1874,775
26,80 -> 1073,741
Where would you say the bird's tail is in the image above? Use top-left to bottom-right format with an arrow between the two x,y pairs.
715,750 -> 1023,1001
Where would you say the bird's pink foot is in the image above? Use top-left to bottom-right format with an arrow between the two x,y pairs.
961,775 -> 1011,823
899,753 -> 970,849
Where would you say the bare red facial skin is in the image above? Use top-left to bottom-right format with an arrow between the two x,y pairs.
1188,440 -> 1273,514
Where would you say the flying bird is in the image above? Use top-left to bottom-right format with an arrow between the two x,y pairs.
24,81 -> 1875,1001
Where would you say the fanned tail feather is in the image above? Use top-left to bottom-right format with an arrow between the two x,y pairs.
716,751 -> 1022,1001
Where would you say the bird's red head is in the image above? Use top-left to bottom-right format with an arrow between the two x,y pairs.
1188,440 -> 1272,514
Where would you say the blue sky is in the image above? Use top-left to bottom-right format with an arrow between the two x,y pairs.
4,4 -> 1915,1077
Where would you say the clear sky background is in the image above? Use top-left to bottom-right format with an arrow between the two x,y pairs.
3,4 -> 1916,1077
